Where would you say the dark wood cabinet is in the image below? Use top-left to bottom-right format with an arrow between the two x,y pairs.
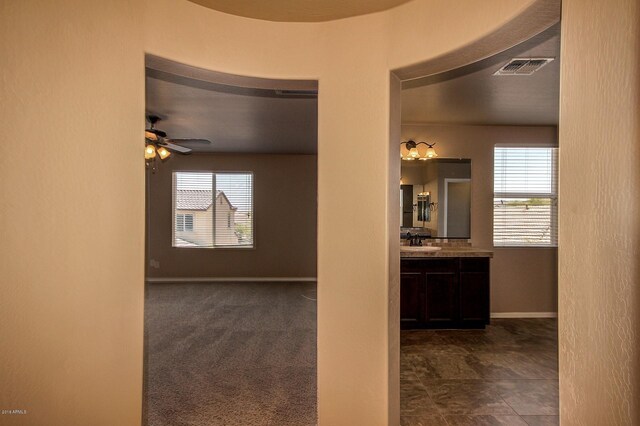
401,257 -> 490,329
399,271 -> 422,325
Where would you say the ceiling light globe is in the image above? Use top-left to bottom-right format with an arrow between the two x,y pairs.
145,145 -> 157,159
157,146 -> 170,160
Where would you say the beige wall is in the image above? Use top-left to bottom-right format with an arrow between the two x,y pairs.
0,1 -> 145,426
402,124 -> 558,313
141,3 -> 557,424
559,0 -> 640,423
1,0 -> 563,424
147,154 -> 317,278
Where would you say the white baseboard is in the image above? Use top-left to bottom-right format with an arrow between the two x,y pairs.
145,277 -> 317,283
491,312 -> 557,319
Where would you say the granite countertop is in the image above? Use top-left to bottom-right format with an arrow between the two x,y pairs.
400,246 -> 493,258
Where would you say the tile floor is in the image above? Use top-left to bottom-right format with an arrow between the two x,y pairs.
401,319 -> 558,426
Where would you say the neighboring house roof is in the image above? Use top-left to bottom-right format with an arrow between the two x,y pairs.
176,189 -> 237,211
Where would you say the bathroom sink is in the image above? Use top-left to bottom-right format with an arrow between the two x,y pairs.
401,246 -> 442,252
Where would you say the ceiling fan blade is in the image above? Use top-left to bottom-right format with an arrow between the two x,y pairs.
166,138 -> 212,144
161,142 -> 192,154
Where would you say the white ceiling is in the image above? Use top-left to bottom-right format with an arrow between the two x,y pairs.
145,71 -> 318,154
401,24 -> 560,126
187,0 -> 413,22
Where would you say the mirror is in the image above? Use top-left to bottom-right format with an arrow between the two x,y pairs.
401,158 -> 471,238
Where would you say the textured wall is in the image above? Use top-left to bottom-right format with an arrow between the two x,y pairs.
402,125 -> 558,314
0,1 -> 145,425
0,0 -> 557,424
388,74 -> 402,426
142,1 -> 545,423
146,154 -> 318,279
559,0 -> 640,424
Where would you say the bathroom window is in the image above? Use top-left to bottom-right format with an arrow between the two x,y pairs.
493,147 -> 558,247
172,171 -> 253,248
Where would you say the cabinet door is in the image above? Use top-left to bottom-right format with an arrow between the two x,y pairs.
424,272 -> 458,325
400,272 -> 423,327
459,258 -> 490,326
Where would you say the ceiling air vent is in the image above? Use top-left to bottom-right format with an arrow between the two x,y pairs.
493,58 -> 554,76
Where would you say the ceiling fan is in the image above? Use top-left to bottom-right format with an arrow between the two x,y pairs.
144,115 -> 211,161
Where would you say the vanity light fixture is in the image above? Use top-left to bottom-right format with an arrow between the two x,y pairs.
400,140 -> 438,161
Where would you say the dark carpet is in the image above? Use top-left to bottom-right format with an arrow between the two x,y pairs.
143,282 -> 317,426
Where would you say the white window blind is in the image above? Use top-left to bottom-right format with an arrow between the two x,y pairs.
493,147 -> 558,247
173,171 -> 253,248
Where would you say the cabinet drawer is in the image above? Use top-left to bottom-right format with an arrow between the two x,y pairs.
460,258 -> 489,273
401,258 -> 457,273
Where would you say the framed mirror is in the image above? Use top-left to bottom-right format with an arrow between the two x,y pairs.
401,158 -> 471,238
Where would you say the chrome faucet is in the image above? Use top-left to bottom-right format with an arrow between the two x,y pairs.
405,232 -> 424,246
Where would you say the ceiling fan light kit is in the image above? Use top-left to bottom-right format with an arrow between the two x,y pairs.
144,115 -> 212,172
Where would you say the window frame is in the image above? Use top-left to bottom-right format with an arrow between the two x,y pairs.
171,170 -> 255,250
493,146 -> 558,248
183,214 -> 194,232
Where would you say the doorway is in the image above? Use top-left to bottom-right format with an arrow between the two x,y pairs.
397,24 -> 560,425
142,57 -> 319,425
443,179 -> 471,238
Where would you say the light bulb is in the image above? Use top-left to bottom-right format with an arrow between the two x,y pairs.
426,146 -> 438,158
145,145 -> 156,159
409,147 -> 419,158
157,146 -> 170,160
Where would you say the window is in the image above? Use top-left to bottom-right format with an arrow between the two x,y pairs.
173,171 -> 253,248
493,147 -> 558,247
176,214 -> 194,232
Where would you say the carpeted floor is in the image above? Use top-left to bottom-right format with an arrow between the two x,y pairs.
143,282 -> 317,426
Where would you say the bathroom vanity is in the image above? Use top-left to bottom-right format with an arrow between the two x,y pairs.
400,246 -> 493,329
400,157 -> 491,329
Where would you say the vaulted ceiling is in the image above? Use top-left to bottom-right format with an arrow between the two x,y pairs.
145,69 -> 318,154
402,24 -> 560,126
187,0 -> 413,22
145,24 -> 559,155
